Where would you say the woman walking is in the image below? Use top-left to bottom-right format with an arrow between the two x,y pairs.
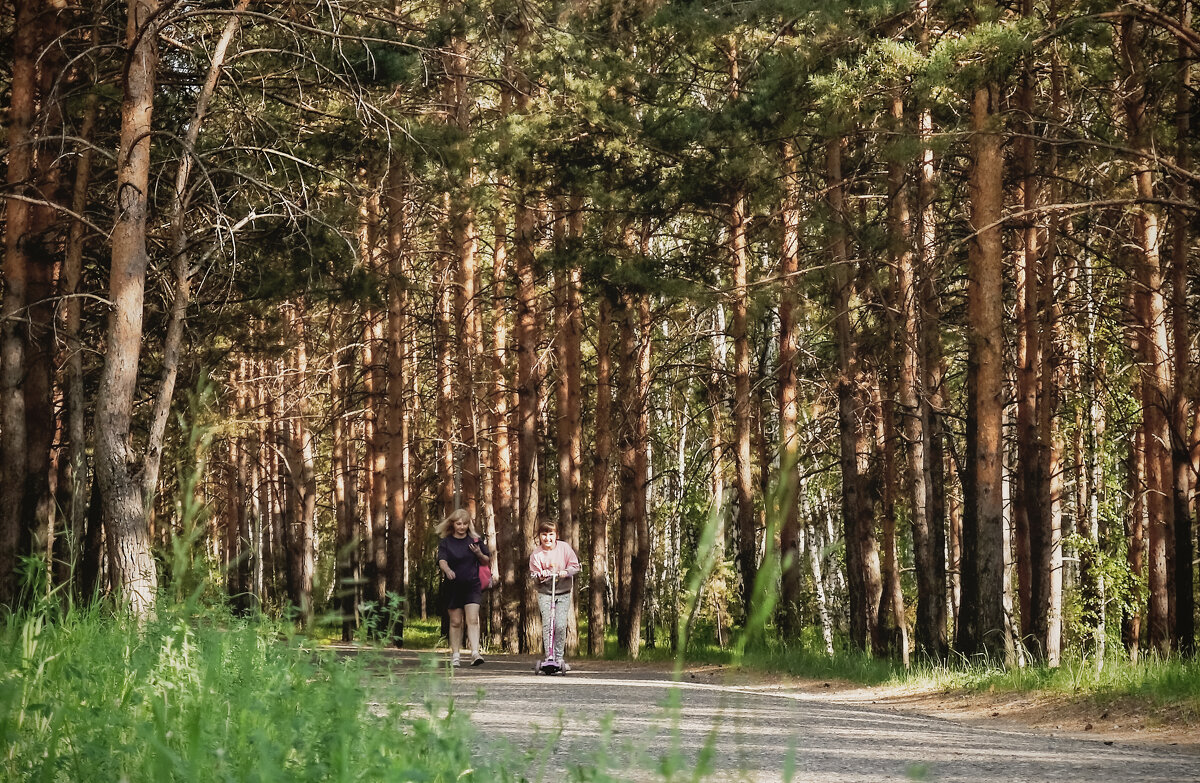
436,509 -> 490,666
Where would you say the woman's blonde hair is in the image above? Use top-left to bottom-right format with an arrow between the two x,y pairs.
435,508 -> 480,539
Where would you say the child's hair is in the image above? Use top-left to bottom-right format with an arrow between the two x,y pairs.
436,508 -> 479,539
537,521 -> 557,535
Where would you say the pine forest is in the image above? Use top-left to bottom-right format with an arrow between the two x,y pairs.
2,0 -> 1199,668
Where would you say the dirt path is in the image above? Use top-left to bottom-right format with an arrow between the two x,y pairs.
358,649 -> 1200,782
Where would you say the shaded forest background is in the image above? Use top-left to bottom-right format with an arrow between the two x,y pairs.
1,0 -> 1197,667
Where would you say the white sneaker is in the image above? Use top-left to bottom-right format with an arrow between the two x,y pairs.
451,655 -> 461,667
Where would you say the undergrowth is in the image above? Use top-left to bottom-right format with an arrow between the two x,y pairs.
0,603 -> 517,783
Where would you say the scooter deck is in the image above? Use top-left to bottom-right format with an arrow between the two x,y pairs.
539,662 -> 563,675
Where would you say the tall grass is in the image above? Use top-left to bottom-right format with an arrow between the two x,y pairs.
0,604 -> 515,782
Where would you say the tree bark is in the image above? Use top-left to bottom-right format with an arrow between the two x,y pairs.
958,83 -> 1013,664
589,291 -> 614,657
95,0 -> 163,617
385,158 -> 410,613
777,141 -> 803,635
827,136 -> 881,654
1168,0 -> 1195,657
0,0 -> 40,607
1119,16 -> 1175,656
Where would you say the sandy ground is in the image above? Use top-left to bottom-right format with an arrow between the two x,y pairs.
349,647 -> 1200,782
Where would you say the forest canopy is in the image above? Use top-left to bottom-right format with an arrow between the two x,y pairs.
0,0 -> 1197,666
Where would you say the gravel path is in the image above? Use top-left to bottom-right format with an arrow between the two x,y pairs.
368,651 -> 1200,782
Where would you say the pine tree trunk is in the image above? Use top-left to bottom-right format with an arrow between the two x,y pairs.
22,3 -> 65,588
491,204 -> 519,652
916,93 -> 949,660
875,377 -> 909,666
1168,0 -> 1195,656
0,0 -> 38,607
827,136 -> 881,654
332,349 -> 359,641
616,292 -> 637,648
514,192 -> 541,653
618,292 -> 651,658
96,0 -> 162,618
589,292 -> 614,657
958,83 -> 1013,664
777,142 -> 803,635
384,159 -> 410,614
1120,16 -> 1174,656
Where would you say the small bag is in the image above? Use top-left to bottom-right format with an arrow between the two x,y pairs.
474,538 -> 492,589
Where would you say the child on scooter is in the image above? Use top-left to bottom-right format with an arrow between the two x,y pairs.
529,521 -> 580,673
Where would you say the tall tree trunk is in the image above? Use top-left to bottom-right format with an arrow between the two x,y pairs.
827,136 -> 881,654
0,0 -> 39,607
21,2 -> 65,588
915,30 -> 949,654
616,291 -> 637,647
514,193 -> 541,653
618,291 -> 651,657
491,203 -> 519,652
731,190 -> 756,625
777,141 -> 803,635
875,377 -> 909,666
96,0 -> 162,617
332,347 -> 359,641
589,291 -> 614,657
1169,0 -> 1195,657
1120,16 -> 1174,656
385,159 -> 410,613
958,83 -> 1013,664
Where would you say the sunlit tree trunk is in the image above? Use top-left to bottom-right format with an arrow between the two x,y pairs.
283,303 -> 316,626
332,345 -> 359,641
777,141 -> 803,635
385,159 -> 410,611
95,0 -> 163,617
1120,16 -> 1174,656
514,191 -> 541,653
959,82 -> 1014,664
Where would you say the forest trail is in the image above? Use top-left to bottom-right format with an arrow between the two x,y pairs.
360,649 -> 1200,782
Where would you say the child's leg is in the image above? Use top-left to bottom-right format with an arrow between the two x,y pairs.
464,603 -> 481,656
553,595 -> 570,662
448,607 -> 464,660
537,593 -> 553,657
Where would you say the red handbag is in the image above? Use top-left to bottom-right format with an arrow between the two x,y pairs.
474,538 -> 492,589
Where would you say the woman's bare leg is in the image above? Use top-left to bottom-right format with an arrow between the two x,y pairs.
465,603 -> 481,658
448,608 -> 464,661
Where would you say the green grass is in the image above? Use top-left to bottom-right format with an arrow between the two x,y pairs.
0,604 -> 519,782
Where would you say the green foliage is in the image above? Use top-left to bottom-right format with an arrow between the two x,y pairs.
0,606 -> 516,783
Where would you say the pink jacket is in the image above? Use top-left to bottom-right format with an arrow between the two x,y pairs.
529,541 -> 581,596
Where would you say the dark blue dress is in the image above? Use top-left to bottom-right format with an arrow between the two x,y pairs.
438,535 -> 489,609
